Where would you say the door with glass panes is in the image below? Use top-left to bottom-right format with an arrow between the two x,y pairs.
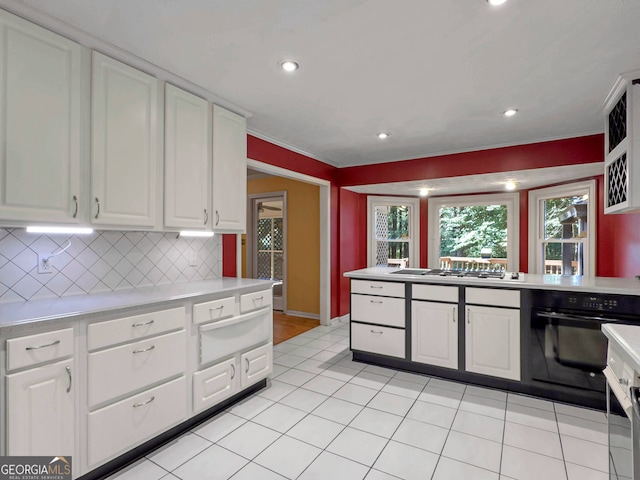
251,195 -> 286,311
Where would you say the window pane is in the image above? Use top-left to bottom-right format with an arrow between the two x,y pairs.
387,241 -> 409,260
376,205 -> 410,240
439,205 -> 507,259
543,195 -> 588,240
543,242 -> 582,275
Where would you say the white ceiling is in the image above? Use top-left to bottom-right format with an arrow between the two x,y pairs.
7,0 -> 640,169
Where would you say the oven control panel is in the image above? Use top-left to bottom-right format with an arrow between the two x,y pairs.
531,290 -> 640,317
568,295 -> 619,311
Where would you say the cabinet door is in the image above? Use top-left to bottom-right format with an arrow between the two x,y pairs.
0,10 -> 81,224
164,84 -> 211,229
91,51 -> 159,227
411,301 -> 458,369
6,358 -> 74,456
465,305 -> 520,381
193,358 -> 237,413
240,342 -> 272,388
211,105 -> 247,232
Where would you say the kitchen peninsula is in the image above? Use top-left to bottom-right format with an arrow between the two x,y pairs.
344,267 -> 640,412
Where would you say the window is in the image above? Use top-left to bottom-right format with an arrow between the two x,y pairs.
428,193 -> 519,271
529,181 -> 596,276
367,196 -> 420,268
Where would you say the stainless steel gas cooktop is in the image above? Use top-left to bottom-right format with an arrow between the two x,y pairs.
390,268 -> 514,279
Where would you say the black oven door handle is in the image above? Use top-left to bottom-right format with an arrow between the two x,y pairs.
631,387 -> 640,419
536,311 -> 623,325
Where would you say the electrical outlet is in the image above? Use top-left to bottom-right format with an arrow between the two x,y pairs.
188,250 -> 198,266
37,254 -> 53,274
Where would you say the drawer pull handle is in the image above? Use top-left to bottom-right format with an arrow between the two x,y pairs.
369,286 -> 383,289
467,308 -> 470,324
210,306 -> 225,312
620,378 -> 630,386
370,300 -> 384,304
25,339 -> 61,351
204,208 -> 209,225
245,357 -> 250,373
133,345 -> 155,354
133,396 -> 155,408
72,195 -> 78,218
66,365 -> 72,393
253,296 -> 264,301
370,330 -> 384,335
230,363 -> 236,379
216,210 -> 220,226
132,319 -> 154,327
453,307 -> 456,323
94,197 -> 100,219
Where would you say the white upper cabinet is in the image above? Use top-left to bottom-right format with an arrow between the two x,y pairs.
603,72 -> 640,214
164,84 -> 211,229
0,10 -> 82,224
91,51 -> 160,228
212,105 -> 247,232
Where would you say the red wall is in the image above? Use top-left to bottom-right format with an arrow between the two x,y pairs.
224,132 -> 640,320
338,189 -> 368,316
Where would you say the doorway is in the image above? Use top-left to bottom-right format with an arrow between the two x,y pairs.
248,192 -> 287,311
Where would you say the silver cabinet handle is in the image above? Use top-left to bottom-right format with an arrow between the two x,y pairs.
370,330 -> 384,334
72,195 -> 78,218
369,285 -> 383,289
215,210 -> 220,226
370,300 -> 383,304
133,345 -> 155,354
253,296 -> 264,302
245,357 -> 250,373
467,308 -> 470,324
133,396 -> 155,408
204,209 -> 209,225
230,363 -> 236,379
132,319 -> 154,327
66,365 -> 72,393
453,307 -> 456,323
94,197 -> 100,219
620,378 -> 630,386
210,306 -> 224,312
26,339 -> 60,351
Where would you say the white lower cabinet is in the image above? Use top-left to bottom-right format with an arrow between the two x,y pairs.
351,323 -> 405,358
465,305 -> 521,381
411,301 -> 458,369
241,343 -> 273,388
87,376 -> 187,467
6,358 -> 75,456
193,358 -> 237,413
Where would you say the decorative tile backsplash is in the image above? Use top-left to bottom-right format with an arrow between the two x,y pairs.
0,228 -> 221,303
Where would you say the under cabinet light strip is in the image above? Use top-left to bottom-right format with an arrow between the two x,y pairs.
26,226 -> 94,235
179,231 -> 215,237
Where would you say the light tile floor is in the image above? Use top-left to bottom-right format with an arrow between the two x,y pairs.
107,321 -> 610,480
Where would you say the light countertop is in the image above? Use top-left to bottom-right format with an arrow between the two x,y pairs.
344,267 -> 640,296
603,324 -> 640,372
0,278 -> 274,333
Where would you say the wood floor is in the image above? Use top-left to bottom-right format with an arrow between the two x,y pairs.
273,311 -> 320,345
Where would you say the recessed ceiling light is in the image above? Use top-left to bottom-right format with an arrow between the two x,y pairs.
505,181 -> 517,191
487,0 -> 508,6
280,60 -> 299,72
419,188 -> 429,197
378,132 -> 390,139
503,109 -> 518,117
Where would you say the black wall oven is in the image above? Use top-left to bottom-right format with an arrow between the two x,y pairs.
529,290 -> 640,401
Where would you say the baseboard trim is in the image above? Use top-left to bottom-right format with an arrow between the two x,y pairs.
330,314 -> 350,325
284,310 -> 320,320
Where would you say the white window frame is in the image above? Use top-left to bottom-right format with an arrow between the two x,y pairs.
367,196 -> 420,268
528,180 -> 596,277
428,193 -> 520,271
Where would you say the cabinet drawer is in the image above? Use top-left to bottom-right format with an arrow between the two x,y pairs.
6,328 -> 74,371
88,307 -> 185,350
413,284 -> 458,303
88,330 -> 186,407
240,289 -> 272,313
87,376 -> 187,467
351,323 -> 405,358
193,358 -> 237,414
351,294 -> 405,327
193,297 -> 236,325
351,280 -> 405,298
200,308 -> 271,365
241,342 -> 273,388
466,287 -> 520,308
